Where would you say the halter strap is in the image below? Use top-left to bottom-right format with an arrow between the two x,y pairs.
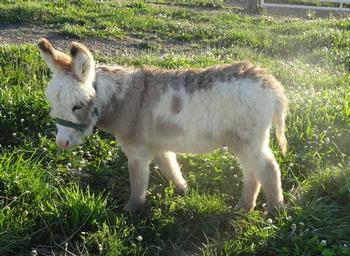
55,118 -> 87,132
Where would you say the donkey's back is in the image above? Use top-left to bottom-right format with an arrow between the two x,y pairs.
124,62 -> 287,155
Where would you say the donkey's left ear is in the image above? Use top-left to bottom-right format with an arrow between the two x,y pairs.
70,42 -> 95,82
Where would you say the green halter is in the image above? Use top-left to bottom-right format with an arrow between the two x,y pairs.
55,107 -> 99,133
55,118 -> 87,132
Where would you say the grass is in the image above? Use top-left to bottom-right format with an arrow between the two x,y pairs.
1,0 -> 350,255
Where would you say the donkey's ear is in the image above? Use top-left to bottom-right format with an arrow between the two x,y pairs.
38,38 -> 71,73
70,42 -> 95,82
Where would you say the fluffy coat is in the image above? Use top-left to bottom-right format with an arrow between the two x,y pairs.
38,38 -> 287,213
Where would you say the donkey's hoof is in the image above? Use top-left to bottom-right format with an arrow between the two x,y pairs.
174,183 -> 189,195
234,200 -> 255,213
267,202 -> 286,216
123,200 -> 145,213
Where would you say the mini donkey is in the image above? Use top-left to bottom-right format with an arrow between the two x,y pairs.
38,38 -> 287,213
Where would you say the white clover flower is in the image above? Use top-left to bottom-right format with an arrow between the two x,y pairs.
320,240 -> 327,246
136,235 -> 143,242
20,118 -> 24,123
291,223 -> 297,230
267,218 -> 273,224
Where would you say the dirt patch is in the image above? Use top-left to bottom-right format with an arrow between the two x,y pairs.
0,24 -> 196,57
0,24 -> 153,55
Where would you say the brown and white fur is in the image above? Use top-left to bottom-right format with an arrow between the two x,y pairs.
38,38 -> 288,213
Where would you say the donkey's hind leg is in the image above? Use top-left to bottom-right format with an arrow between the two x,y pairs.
154,151 -> 188,194
234,169 -> 261,212
235,146 -> 284,214
228,140 -> 261,212
256,148 -> 285,213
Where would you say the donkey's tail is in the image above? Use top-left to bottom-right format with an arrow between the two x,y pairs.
274,93 -> 288,155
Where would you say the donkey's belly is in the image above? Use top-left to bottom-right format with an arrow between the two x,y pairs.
155,133 -> 223,154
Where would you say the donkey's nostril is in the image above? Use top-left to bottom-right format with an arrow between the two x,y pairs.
65,140 -> 70,147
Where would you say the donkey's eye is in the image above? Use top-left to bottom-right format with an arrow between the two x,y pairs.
72,105 -> 83,112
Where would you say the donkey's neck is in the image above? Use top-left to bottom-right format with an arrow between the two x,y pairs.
95,66 -> 134,103
92,65 -> 141,137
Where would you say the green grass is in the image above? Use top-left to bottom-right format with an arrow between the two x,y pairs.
1,0 -> 350,255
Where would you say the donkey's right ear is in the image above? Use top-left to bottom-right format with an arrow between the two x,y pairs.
38,38 -> 72,73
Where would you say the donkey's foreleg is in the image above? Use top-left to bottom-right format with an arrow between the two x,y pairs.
154,151 -> 188,194
124,153 -> 153,212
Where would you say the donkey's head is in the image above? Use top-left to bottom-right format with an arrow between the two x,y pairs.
38,38 -> 99,149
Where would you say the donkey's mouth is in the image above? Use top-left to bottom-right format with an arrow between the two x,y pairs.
56,135 -> 83,150
56,139 -> 70,149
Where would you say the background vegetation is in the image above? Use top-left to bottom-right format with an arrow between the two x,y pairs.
0,0 -> 350,255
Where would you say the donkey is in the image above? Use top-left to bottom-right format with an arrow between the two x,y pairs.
38,38 -> 287,213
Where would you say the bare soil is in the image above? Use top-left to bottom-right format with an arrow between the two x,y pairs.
0,24 -> 151,55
